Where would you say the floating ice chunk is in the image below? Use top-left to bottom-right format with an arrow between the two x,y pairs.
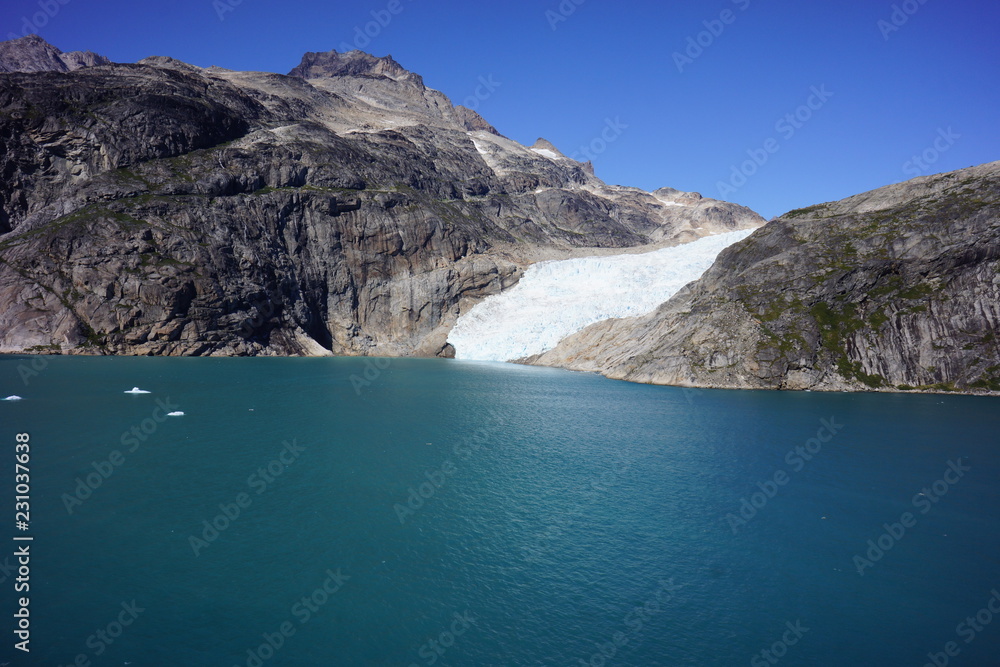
3,395 -> 23,401
167,411 -> 184,417
124,387 -> 151,394
448,228 -> 754,362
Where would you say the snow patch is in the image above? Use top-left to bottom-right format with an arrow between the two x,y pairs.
654,195 -> 688,207
447,228 -> 754,362
530,148 -> 561,159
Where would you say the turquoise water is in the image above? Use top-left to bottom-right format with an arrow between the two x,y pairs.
1,355 -> 999,666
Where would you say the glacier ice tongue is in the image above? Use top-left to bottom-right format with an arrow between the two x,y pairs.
447,228 -> 754,362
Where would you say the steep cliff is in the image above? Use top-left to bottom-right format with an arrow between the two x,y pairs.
0,34 -> 110,73
529,163 -> 1000,393
0,39 -> 763,357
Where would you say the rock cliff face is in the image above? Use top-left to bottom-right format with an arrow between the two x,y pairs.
528,163 -> 1000,393
0,34 -> 110,73
0,38 -> 762,357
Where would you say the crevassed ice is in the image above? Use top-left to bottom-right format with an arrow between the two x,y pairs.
447,228 -> 754,361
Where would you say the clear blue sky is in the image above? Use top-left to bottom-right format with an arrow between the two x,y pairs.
3,0 -> 998,218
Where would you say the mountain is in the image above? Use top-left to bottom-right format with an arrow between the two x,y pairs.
0,34 -> 110,73
0,38 -> 763,357
527,162 -> 1000,393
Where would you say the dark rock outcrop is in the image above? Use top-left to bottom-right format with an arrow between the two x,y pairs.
528,162 -> 1000,393
0,40 -> 763,357
0,34 -> 110,73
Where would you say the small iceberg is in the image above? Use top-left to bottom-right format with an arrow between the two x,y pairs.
3,395 -> 23,401
166,411 -> 184,417
124,387 -> 151,394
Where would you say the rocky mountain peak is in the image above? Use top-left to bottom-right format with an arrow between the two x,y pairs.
530,138 -> 565,156
0,34 -> 110,73
453,105 -> 502,136
288,49 -> 423,86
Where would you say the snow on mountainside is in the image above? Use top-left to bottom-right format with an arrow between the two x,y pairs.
447,228 -> 755,361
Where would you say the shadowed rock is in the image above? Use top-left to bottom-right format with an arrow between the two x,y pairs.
0,40 -> 763,359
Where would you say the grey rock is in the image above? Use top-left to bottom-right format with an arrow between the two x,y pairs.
0,43 -> 763,358
528,162 -> 1000,394
0,35 -> 110,73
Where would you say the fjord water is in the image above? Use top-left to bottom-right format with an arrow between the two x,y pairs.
2,357 -> 999,666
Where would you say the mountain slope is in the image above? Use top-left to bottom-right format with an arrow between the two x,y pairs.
0,39 -> 763,357
0,34 -> 110,73
528,162 -> 1000,393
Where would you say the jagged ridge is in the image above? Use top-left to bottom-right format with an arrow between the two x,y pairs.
528,162 -> 1000,394
0,38 -> 763,358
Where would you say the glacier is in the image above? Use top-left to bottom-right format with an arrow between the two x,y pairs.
447,228 -> 755,361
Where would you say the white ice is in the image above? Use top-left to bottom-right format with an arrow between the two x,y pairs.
530,148 -> 560,159
3,395 -> 22,401
124,387 -> 151,394
447,228 -> 754,362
